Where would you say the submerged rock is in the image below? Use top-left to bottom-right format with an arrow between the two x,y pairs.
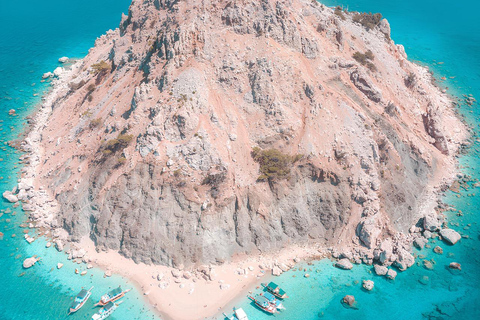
449,262 -> 461,270
342,295 -> 355,307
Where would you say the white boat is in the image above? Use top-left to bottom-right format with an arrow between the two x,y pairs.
91,301 -> 121,320
223,307 -> 249,320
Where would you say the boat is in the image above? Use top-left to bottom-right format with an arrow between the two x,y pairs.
260,291 -> 286,310
222,307 -> 249,320
95,286 -> 130,306
248,295 -> 277,314
91,301 -> 121,320
262,282 -> 288,299
69,286 -> 93,314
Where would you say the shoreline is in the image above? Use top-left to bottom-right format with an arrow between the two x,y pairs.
9,3 -> 471,320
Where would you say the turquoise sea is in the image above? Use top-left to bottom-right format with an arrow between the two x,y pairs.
221,0 -> 480,319
0,0 -> 479,319
0,1 -> 157,319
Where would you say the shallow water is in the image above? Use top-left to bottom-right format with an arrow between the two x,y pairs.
219,0 -> 480,319
1,0 -> 479,319
0,1 -> 158,319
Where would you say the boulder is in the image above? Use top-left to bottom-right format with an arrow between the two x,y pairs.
386,269 -> 397,280
335,258 -> 353,270
58,57 -> 69,63
272,266 -> 283,276
362,280 -> 374,291
3,191 -> 18,203
157,272 -> 164,281
394,249 -> 415,271
23,257 -> 38,269
440,229 -> 461,245
42,72 -> 54,79
376,239 -> 393,265
357,217 -> 381,249
342,295 -> 355,307
171,269 -> 181,278
413,237 -> 428,249
53,67 -> 64,77
57,263 -> 63,269
373,264 -> 388,276
104,270 -> 112,277
423,214 -> 440,232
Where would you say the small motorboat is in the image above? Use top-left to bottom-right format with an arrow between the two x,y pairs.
222,307 -> 249,320
91,301 -> 121,320
248,295 -> 277,314
69,286 -> 93,314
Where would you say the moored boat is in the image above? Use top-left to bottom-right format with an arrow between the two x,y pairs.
69,286 -> 93,314
95,286 -> 130,306
263,282 -> 288,299
248,295 -> 277,314
260,291 -> 286,310
222,307 -> 249,320
91,301 -> 121,320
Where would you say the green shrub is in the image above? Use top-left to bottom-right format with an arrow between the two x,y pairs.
91,60 -> 110,75
117,156 -> 127,165
404,72 -> 417,88
334,6 -> 346,20
251,147 -> 302,181
353,50 -> 377,72
102,133 -> 134,154
352,12 -> 382,30
89,118 -> 102,129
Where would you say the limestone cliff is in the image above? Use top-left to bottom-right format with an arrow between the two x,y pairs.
21,0 -> 466,267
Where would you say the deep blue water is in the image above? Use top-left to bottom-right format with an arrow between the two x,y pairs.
0,1 -> 158,319
1,0 -> 479,319
220,0 -> 480,319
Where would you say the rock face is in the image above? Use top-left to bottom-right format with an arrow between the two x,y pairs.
440,229 -> 461,245
25,0 -> 466,266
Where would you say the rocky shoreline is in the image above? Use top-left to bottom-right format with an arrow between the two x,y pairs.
5,0 -> 471,318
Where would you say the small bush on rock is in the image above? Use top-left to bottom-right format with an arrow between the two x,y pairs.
251,147 -> 302,181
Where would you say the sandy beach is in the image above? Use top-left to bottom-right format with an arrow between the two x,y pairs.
81,237 -> 324,320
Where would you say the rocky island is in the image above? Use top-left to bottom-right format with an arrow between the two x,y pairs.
10,0 -> 468,318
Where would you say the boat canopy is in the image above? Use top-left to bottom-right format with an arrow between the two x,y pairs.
256,296 -> 270,308
263,292 -> 275,301
104,302 -> 115,311
235,308 -> 248,320
267,282 -> 286,296
109,287 -> 122,297
77,289 -> 89,299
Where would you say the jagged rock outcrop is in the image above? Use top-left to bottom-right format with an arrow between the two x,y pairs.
23,0 -> 466,267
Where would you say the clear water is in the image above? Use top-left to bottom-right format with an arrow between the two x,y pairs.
219,0 -> 480,319
1,0 -> 479,319
0,1 -> 158,319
